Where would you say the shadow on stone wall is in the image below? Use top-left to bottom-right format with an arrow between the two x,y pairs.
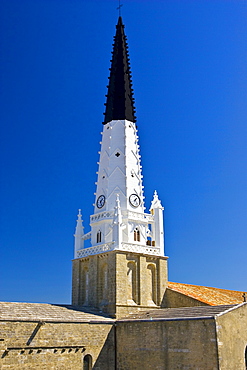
161,288 -> 208,308
93,326 -> 115,370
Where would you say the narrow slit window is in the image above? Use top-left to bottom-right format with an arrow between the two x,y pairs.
134,228 -> 140,242
97,231 -> 102,243
83,354 -> 92,370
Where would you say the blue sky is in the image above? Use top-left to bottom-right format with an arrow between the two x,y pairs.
1,0 -> 247,304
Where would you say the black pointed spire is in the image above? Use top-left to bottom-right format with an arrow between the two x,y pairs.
103,17 -> 136,124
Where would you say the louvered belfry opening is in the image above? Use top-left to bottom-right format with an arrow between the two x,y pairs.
103,16 -> 136,124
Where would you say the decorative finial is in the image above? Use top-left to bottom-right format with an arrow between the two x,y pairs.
150,190 -> 164,210
74,209 -> 84,256
115,193 -> 121,208
77,209 -> 82,219
117,0 -> 123,17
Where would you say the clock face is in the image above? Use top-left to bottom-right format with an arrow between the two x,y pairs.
129,194 -> 141,208
96,195 -> 105,209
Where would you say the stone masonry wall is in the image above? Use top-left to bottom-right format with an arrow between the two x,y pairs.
162,288 -> 208,308
216,303 -> 247,370
72,251 -> 168,319
116,318 -> 219,370
0,321 -> 114,370
115,252 -> 168,318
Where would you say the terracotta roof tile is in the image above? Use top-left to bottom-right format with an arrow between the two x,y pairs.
168,282 -> 247,306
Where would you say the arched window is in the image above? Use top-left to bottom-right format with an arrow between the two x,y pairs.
127,261 -> 137,303
83,354 -> 92,370
99,264 -> 107,303
147,263 -> 157,305
134,228 -> 140,242
97,230 -> 102,243
79,267 -> 89,306
245,346 -> 247,369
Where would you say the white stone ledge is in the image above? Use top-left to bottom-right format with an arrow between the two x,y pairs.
122,210 -> 154,223
90,210 -> 154,224
76,242 -> 161,258
90,211 -> 114,223
76,243 -> 114,258
120,243 -> 160,255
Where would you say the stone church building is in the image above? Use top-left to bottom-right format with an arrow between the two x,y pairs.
1,17 -> 247,370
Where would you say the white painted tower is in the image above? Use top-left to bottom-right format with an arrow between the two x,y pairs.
74,17 -> 165,259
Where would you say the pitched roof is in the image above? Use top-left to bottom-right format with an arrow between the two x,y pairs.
118,304 -> 242,322
0,302 -> 113,323
168,281 -> 247,306
103,16 -> 136,124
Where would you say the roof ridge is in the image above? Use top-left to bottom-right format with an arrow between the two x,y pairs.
215,302 -> 247,317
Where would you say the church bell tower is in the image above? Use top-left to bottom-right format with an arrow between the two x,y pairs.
72,17 -> 168,318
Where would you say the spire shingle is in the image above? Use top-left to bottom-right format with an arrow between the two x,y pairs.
103,17 -> 136,124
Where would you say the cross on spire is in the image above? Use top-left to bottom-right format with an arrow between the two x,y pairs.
117,0 -> 123,16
